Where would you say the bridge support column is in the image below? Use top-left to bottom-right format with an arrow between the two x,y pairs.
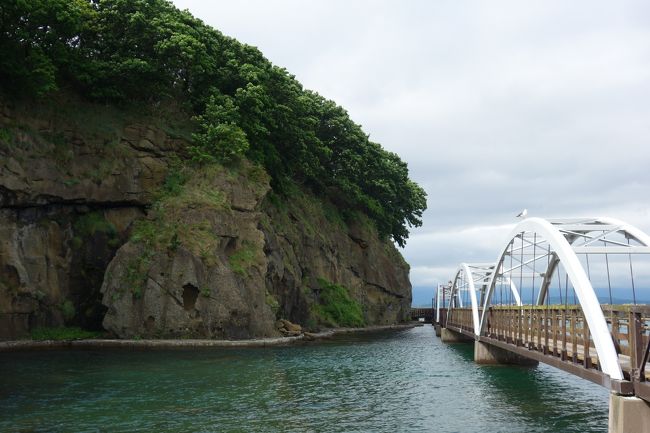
609,393 -> 650,433
441,328 -> 473,343
474,341 -> 538,366
434,324 -> 442,337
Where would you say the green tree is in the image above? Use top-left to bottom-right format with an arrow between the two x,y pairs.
191,93 -> 249,163
0,0 -> 95,95
0,0 -> 427,245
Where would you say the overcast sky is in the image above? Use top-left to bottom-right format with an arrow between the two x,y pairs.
171,0 -> 650,305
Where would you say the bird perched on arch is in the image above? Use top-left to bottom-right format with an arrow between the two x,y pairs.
516,209 -> 528,218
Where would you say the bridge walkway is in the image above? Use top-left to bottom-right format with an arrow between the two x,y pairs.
435,217 -> 650,432
445,305 -> 650,400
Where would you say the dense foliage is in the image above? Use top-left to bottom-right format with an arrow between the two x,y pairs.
0,0 -> 427,246
313,279 -> 365,328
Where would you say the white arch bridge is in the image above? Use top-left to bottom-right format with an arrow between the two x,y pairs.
435,217 -> 650,431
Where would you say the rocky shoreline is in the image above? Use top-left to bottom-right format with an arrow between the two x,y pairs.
0,323 -> 418,352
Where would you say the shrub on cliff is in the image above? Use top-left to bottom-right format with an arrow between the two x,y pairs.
313,279 -> 365,328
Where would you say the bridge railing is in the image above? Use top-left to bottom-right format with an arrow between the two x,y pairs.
447,304 -> 650,381
446,307 -> 475,335
602,305 -> 650,382
438,308 -> 448,327
484,305 -> 596,367
482,305 -> 650,380
442,217 -> 650,403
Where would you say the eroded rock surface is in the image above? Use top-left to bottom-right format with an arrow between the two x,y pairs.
100,166 -> 278,339
0,96 -> 412,340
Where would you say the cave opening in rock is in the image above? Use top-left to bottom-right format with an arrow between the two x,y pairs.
224,236 -> 237,255
144,315 -> 155,331
182,284 -> 199,311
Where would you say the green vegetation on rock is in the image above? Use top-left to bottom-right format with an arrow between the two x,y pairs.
74,211 -> 117,239
60,299 -> 76,322
312,279 -> 365,328
0,0 -> 426,246
130,162 -> 233,265
228,241 -> 257,276
265,291 -> 280,316
30,326 -> 101,341
123,250 -> 152,299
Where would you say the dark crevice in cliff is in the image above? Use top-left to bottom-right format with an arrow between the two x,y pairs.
348,265 -> 406,299
348,234 -> 369,249
363,280 -> 406,299
0,196 -> 148,211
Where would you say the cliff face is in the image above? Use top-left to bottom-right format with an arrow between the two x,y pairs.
0,97 -> 411,340
262,192 -> 411,330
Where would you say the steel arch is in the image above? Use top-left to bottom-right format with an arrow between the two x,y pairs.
477,217 -> 650,381
449,263 -> 522,335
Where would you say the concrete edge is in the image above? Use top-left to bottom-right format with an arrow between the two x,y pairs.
0,323 -> 417,352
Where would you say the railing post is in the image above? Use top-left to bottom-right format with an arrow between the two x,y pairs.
517,306 -> 522,346
583,310 -> 591,369
571,309 -> 578,364
611,311 -> 621,354
488,308 -> 494,338
560,307 -> 567,361
543,307 -> 549,355
629,310 -> 644,382
524,308 -> 529,348
506,308 -> 511,343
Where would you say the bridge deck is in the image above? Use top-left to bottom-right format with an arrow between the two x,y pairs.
445,305 -> 650,401
410,307 -> 435,322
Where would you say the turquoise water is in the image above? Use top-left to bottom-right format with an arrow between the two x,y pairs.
0,326 -> 609,432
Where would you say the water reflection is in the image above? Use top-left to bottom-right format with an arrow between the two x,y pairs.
0,325 -> 609,433
443,339 -> 608,432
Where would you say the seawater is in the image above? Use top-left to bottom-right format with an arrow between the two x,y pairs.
0,326 -> 609,432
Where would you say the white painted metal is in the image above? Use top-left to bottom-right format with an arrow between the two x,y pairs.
590,217 -> 650,246
572,246 -> 650,254
478,218 -> 624,380
448,263 -> 490,335
436,285 -> 439,322
507,278 -> 523,306
462,263 -> 481,335
448,216 -> 650,381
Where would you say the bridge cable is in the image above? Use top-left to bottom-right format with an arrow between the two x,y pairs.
604,247 -> 613,305
519,233 -> 524,306
463,275 -> 472,305
628,237 -> 637,305
557,258 -> 563,305
544,242 -> 549,306
509,240 -> 514,305
587,233 -> 614,326
532,233 -> 537,306
499,270 -> 503,305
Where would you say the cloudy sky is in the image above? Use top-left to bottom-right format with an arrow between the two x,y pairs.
171,0 -> 650,305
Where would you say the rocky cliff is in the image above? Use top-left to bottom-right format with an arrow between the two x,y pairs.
0,97 -> 411,340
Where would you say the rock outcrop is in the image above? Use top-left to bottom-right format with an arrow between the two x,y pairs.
0,96 -> 412,340
0,97 -> 174,338
100,164 -> 278,339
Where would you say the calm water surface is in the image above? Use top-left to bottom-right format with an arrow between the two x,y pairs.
0,325 -> 609,432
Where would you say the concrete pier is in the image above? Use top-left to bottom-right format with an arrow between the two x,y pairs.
608,393 -> 650,433
440,328 -> 473,343
474,341 -> 538,366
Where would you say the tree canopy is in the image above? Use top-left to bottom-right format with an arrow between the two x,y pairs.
0,0 -> 427,246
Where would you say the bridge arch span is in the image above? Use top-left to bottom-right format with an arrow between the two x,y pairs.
449,263 -> 522,335
474,217 -> 650,381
